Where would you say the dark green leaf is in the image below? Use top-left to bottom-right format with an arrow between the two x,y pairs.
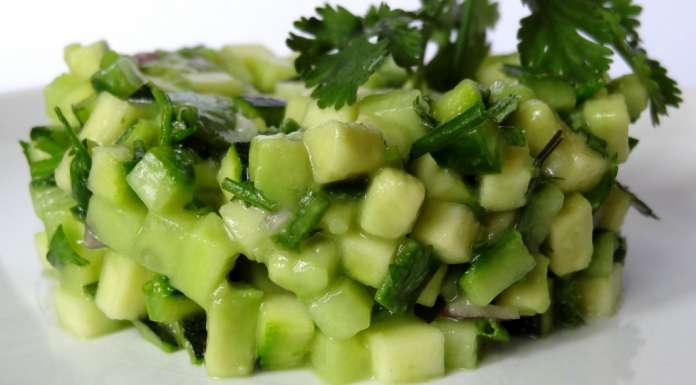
410,101 -> 487,158
584,163 -> 618,211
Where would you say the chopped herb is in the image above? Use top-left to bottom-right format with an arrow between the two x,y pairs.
278,119 -> 301,134
614,235 -> 627,264
616,181 -> 659,220
221,179 -> 279,212
534,130 -> 563,168
47,225 -> 89,269
477,319 -> 510,342
410,101 -> 487,158
487,95 -> 519,124
273,190 -> 331,251
55,108 -> 92,220
501,125 -> 526,146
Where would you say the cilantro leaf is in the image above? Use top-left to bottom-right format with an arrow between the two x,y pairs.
364,4 -> 423,67
47,225 -> 89,269
55,108 -> 92,221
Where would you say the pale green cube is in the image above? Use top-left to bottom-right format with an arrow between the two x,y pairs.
411,154 -> 476,205
433,79 -> 482,122
257,294 -> 315,369
583,94 -> 631,162
311,332 -> 371,385
417,264 -> 447,307
340,232 -> 397,288
79,92 -> 142,145
548,193 -> 594,276
413,200 -> 479,264
479,146 -> 534,211
576,264 -> 623,318
543,131 -> 609,192
220,200 -> 273,262
95,252 -> 153,320
360,168 -> 425,239
55,284 -> 124,339
431,317 -> 479,370
303,120 -> 385,184
496,255 -> 551,315
303,100 -> 357,128
308,278 -> 373,339
512,99 -> 562,156
267,238 -> 339,298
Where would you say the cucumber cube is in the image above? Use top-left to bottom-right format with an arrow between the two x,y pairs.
584,232 -> 617,277
413,200 -> 479,264
303,120 -> 385,184
79,92 -> 142,145
340,232 -> 396,288
609,74 -> 649,120
302,100 -> 358,128
488,79 -> 535,105
543,131 -> 609,192
206,282 -> 264,377
308,278 -> 373,339
183,72 -> 244,97
220,200 -> 274,263
357,89 -> 427,157
512,99 -> 562,156
55,284 -> 124,338
95,252 -> 153,320
132,210 -> 198,277
417,264 -> 447,307
516,182 -> 565,253
583,94 -> 630,162
86,196 -> 147,256
174,213 -> 239,307
475,53 -> 519,86
548,193 -> 594,276
220,44 -> 295,92
411,154 -> 476,206
479,146 -> 534,211
525,78 -> 577,112
460,230 -> 536,306
496,255 -> 551,315
64,41 -> 108,80
55,215 -> 105,291
54,151 -> 74,195
596,185 -> 632,231
367,319 -> 445,383
576,263 -> 623,318
143,276 -> 202,323
257,295 -> 315,369
88,145 -> 135,205
284,95 -> 311,122
126,146 -> 195,212
431,317 -> 479,370
360,168 -> 425,239
479,210 -> 518,243
433,79 -> 482,122
249,133 -> 314,208
320,200 -> 357,235
311,332 -> 371,385
217,146 -> 243,200
267,238 -> 339,298
44,73 -> 94,127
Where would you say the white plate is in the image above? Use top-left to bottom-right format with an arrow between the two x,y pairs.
1,89 -> 694,385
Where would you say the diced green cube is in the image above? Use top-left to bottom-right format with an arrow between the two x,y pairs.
548,193 -> 594,276
86,196 -> 147,256
249,133 -> 314,208
576,264 -> 623,318
220,44 -> 295,92
311,332 -> 371,385
584,232 -> 617,277
411,154 -> 476,206
367,319 -> 445,383
132,210 -> 198,277
88,145 -> 135,205
302,100 -> 357,128
217,146 -> 243,200
360,168 -> 425,239
583,94 -> 630,162
479,146 -> 534,211
54,151 -> 74,195
303,120 -> 385,184
64,41 -> 108,79
417,264 -> 447,307
609,74 -> 649,121
357,89 -> 427,157
55,284 -> 124,338
126,146 -> 195,212
95,252 -> 153,320
183,72 -> 244,97
543,131 -> 609,192
257,294 -> 315,369
219,200 -> 274,263
284,95 -> 311,122
320,201 -> 357,235
496,255 -> 551,315
431,317 -> 479,370
340,232 -> 396,288
512,99 -> 561,157
596,185 -> 632,231
79,92 -> 142,145
267,238 -> 339,298
308,278 -> 373,339
413,200 -> 479,264
44,73 -> 95,127
433,79 -> 482,122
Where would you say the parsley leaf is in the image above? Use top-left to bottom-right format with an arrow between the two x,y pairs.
47,225 -> 89,269
518,0 -> 681,124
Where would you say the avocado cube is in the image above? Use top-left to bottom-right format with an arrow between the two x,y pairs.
360,168 -> 425,239
303,120 -> 385,184
413,200 -> 479,264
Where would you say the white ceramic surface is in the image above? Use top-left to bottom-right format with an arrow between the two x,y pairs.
0,89 -> 694,385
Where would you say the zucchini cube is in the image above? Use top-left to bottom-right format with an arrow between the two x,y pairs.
311,332 -> 371,385
257,295 -> 315,370
88,145 -> 135,205
249,133 -> 314,208
367,319 -> 445,383
496,255 -> 551,315
308,278 -> 373,339
479,145 -> 534,211
548,193 -> 594,276
267,238 -> 339,298
303,120 -> 385,184
433,79 -> 482,122
126,146 -> 195,212
357,89 -> 428,157
360,168 -> 425,239
512,99 -> 562,156
340,232 -> 397,288
583,94 -> 630,162
431,317 -> 479,370
95,252 -> 153,320
413,200 -> 479,264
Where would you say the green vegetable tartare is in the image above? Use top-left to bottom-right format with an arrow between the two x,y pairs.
21,0 -> 680,383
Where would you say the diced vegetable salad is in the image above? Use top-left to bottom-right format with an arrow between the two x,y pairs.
21,1 -> 680,384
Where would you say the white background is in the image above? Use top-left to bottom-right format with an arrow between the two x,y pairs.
0,0 -> 693,93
